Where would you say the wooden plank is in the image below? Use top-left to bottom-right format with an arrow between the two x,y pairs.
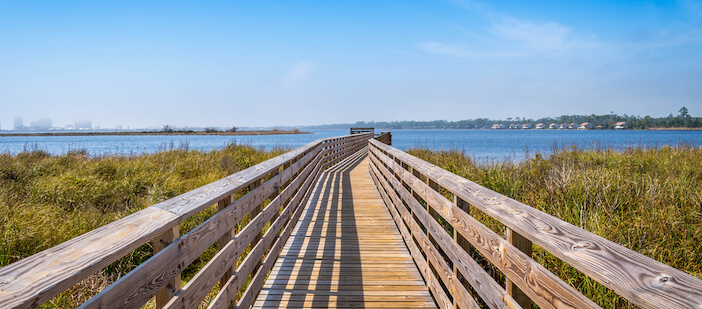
0,207 -> 178,309
250,153 -> 435,309
506,228 -> 532,309
0,133 -> 372,309
370,161 -> 477,309
369,163 -> 451,309
155,226 -> 181,309
217,196 -> 234,293
371,147 -> 599,309
209,149 -> 329,309
79,139 -> 331,309
453,195 -> 472,309
370,150 -> 508,309
371,139 -> 702,309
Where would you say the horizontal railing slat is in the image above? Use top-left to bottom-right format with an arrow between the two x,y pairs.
370,139 -> 702,309
371,144 -> 601,309
0,132 -> 372,309
204,138 -> 338,304
369,153 -> 505,309
368,160 -> 453,309
369,160 -> 480,309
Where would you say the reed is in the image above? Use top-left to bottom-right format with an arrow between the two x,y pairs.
407,145 -> 702,308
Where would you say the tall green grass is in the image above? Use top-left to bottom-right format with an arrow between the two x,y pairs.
407,145 -> 702,308
3,143 -> 700,308
0,143 -> 287,308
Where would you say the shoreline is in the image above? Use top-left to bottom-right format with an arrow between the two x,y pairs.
0,130 -> 311,137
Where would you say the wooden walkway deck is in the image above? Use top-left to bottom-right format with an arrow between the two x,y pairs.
254,148 -> 436,308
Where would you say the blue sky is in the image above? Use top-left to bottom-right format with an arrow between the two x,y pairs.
1,0 -> 701,128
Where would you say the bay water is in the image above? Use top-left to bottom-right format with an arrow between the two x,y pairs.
1,129 -> 700,161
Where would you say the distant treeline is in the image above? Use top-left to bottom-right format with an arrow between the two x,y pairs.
306,107 -> 700,130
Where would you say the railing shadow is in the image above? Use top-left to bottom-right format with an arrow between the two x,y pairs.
260,148 -> 368,307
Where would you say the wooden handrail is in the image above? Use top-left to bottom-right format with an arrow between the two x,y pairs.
0,132 -> 373,309
368,139 -> 702,309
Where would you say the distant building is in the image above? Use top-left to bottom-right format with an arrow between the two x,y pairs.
491,124 -> 506,129
578,122 -> 593,130
75,120 -> 92,130
596,125 -> 604,129
13,116 -> 26,130
614,121 -> 626,129
568,123 -> 577,129
522,123 -> 532,129
509,124 -> 520,129
559,123 -> 568,129
30,118 -> 52,130
548,123 -> 557,129
534,123 -> 545,129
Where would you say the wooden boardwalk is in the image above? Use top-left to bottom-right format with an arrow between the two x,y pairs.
254,148 -> 436,308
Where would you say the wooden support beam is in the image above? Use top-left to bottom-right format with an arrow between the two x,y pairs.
249,178 -> 265,273
506,228 -> 533,309
154,225 -> 180,309
216,196 -> 234,296
453,195 -> 471,309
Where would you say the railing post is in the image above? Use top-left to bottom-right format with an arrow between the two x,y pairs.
506,228 -> 532,308
453,195 -> 471,309
217,195 -> 234,301
268,169 -> 281,224
427,179 -> 441,222
154,225 -> 180,309
250,178 -> 265,273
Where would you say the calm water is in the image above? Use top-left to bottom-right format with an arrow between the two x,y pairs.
1,129 -> 700,161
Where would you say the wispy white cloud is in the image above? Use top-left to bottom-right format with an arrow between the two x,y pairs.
420,3 -> 599,59
281,61 -> 314,87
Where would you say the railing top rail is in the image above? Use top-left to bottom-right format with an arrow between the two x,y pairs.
368,139 -> 702,309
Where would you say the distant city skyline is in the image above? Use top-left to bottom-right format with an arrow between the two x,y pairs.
1,1 -> 701,128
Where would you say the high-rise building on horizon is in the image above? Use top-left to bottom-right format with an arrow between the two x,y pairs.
13,116 -> 25,131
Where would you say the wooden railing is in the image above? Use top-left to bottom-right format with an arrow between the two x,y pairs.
368,139 -> 702,309
0,132 -> 373,309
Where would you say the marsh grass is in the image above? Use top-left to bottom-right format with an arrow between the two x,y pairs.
3,143 -> 701,308
407,144 -> 702,308
0,143 -> 287,308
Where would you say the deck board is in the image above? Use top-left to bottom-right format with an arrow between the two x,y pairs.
254,149 -> 436,308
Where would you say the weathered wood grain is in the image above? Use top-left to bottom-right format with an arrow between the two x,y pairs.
155,225 -> 181,309
370,139 -> 702,309
506,228 -> 532,309
370,161 -> 479,309
0,207 -> 178,309
78,136 -> 369,308
370,148 -> 509,309
209,140 -> 360,309
369,163 -> 451,309
249,151 -> 434,309
370,145 -> 599,309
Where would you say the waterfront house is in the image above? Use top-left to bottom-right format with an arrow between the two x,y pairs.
578,122 -> 593,130
491,124 -> 506,129
596,125 -> 603,129
535,123 -> 545,129
559,123 -> 568,129
614,121 -> 626,129
568,123 -> 577,129
522,123 -> 532,129
549,123 -> 557,129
